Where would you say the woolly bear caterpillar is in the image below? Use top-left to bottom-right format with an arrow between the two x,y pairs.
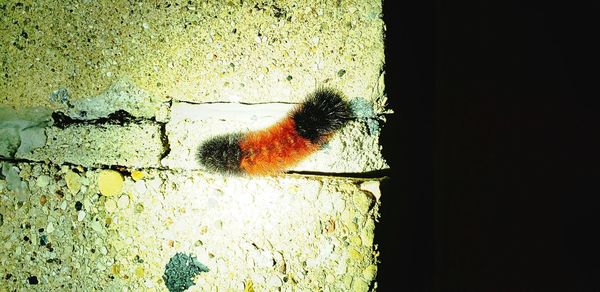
196,87 -> 352,175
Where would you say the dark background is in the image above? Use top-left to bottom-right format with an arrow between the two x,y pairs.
377,0 -> 598,290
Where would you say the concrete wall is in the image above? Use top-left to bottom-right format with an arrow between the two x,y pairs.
0,0 -> 387,291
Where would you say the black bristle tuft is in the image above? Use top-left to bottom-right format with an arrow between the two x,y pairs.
292,87 -> 353,143
196,133 -> 244,174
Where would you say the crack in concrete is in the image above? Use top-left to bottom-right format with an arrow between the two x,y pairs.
51,110 -> 152,128
2,100 -> 385,178
158,122 -> 171,162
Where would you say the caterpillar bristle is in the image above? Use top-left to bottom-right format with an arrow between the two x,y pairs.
292,87 -> 353,143
196,133 -> 244,175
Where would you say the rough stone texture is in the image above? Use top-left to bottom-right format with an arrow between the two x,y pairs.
53,79 -> 172,122
1,0 -> 385,110
20,122 -> 165,168
0,162 -> 380,291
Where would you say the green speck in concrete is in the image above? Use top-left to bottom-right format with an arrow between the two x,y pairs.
163,253 -> 210,292
49,88 -> 70,104
39,234 -> 49,246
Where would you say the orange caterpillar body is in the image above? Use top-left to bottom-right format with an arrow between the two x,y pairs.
197,88 -> 352,175
239,118 -> 319,175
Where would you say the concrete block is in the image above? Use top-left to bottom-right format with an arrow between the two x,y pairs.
162,101 -> 388,173
0,163 -> 381,291
20,123 -> 165,168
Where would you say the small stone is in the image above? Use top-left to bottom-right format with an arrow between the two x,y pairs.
133,180 -> 147,194
100,246 -> 108,255
27,275 -> 38,284
350,235 -> 362,246
36,175 -> 51,188
117,195 -> 129,209
46,222 -> 55,234
77,210 -> 86,221
343,274 -> 353,289
39,234 -> 48,246
348,222 -> 358,232
267,275 -> 282,287
351,279 -> 368,292
98,170 -> 124,197
104,199 -> 117,213
244,279 -> 254,292
324,219 -> 336,234
359,181 -> 381,201
134,255 -> 144,263
254,250 -> 274,268
32,165 -> 41,175
110,240 -> 126,252
353,191 -> 372,213
75,201 -> 83,211
134,203 -> 144,213
65,170 -> 81,194
90,220 -> 103,233
112,263 -> 121,276
333,197 -> 345,212
311,36 -> 319,45
40,195 -> 47,205
134,265 -> 145,277
131,170 -> 145,181
60,201 -> 67,210
348,247 -> 361,260
363,264 -> 377,281
80,176 -> 90,186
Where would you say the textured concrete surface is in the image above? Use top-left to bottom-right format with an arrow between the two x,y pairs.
1,0 -> 386,291
22,122 -> 166,168
1,0 -> 385,109
0,162 -> 381,291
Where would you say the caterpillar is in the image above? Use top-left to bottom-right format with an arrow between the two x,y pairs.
196,87 -> 353,175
